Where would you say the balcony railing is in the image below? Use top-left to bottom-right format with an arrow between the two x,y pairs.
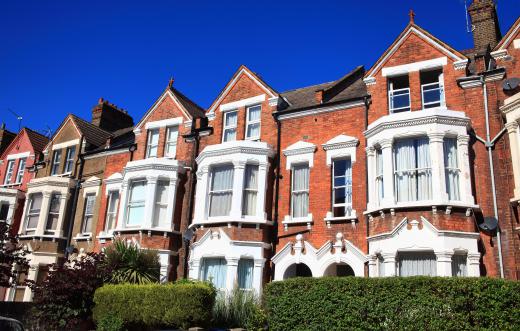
422,82 -> 444,109
389,87 -> 411,113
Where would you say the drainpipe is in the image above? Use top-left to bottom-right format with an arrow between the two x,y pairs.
481,76 -> 505,278
363,96 -> 370,241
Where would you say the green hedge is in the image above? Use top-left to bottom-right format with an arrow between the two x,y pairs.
93,281 -> 216,329
265,276 -> 520,331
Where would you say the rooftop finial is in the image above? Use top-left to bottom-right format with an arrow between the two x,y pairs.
168,76 -> 174,88
409,9 -> 415,24
98,97 -> 104,105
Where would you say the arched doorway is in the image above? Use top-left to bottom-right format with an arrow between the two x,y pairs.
283,263 -> 313,279
323,262 -> 355,277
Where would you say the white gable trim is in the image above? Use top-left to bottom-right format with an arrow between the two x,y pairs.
145,117 -> 183,130
52,139 -> 80,150
219,94 -> 265,112
366,27 -> 465,80
496,21 -> 520,50
43,117 -> 81,152
7,151 -> 30,160
382,57 -> 447,77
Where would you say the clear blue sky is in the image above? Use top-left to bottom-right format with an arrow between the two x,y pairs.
1,0 -> 518,135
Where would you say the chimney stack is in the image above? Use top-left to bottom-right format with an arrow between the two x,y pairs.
468,0 -> 502,52
315,90 -> 324,104
91,98 -> 134,133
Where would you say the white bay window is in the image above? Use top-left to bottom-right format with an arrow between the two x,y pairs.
153,180 -> 169,226
25,193 -> 42,235
208,165 -> 234,217
444,137 -> 460,201
242,165 -> 258,216
397,251 -> 436,277
127,180 -> 146,226
201,257 -> 227,290
45,193 -> 61,234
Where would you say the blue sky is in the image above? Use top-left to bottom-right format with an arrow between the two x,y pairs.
1,0 -> 518,135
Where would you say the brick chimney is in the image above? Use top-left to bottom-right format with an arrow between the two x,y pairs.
315,90 -> 324,104
0,123 -> 16,155
91,98 -> 134,133
468,0 -> 502,52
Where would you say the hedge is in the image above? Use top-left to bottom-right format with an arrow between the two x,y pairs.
264,276 -> 520,331
93,281 -> 216,329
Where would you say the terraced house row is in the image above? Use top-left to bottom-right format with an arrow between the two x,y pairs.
2,0 -> 520,301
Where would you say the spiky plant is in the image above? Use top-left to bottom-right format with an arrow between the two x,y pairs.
103,240 -> 160,284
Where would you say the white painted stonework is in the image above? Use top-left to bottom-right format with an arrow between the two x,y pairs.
381,57 -> 447,77
500,92 -> 520,201
219,94 -> 265,112
283,140 -> 316,170
193,140 -> 274,226
188,229 -> 268,294
364,108 -> 476,212
272,233 -> 367,280
321,134 -> 358,165
367,217 -> 480,277
145,117 -> 183,130
0,188 -> 24,224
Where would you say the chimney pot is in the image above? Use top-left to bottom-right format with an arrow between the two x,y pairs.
315,90 -> 324,104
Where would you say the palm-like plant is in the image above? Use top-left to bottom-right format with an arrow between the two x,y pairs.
102,240 -> 160,284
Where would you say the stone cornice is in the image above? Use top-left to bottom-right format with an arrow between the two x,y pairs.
27,176 -> 75,189
322,140 -> 359,151
282,146 -> 316,156
196,141 -> 275,164
500,93 -> 520,115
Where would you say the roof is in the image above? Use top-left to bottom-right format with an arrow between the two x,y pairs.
24,128 -> 49,153
279,66 -> 368,112
169,86 -> 205,118
69,114 -> 113,147
494,16 -> 520,50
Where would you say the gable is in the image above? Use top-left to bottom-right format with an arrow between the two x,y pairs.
0,130 -> 32,159
494,16 -> 520,51
52,118 -> 81,145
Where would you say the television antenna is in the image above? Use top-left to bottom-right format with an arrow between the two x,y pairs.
7,108 -> 23,131
464,0 -> 475,33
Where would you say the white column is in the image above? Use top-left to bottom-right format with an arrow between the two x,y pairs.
189,258 -> 201,280
253,258 -> 265,294
428,132 -> 448,203
230,160 -> 246,219
225,257 -> 239,291
143,176 -> 157,228
457,135 -> 474,204
6,199 -> 17,225
435,251 -> 453,276
54,194 -> 69,237
366,147 -> 376,209
18,195 -> 31,235
368,255 -> 377,277
380,139 -> 395,207
193,166 -> 209,223
165,177 -> 178,230
467,253 -> 481,277
35,191 -> 51,236
506,122 -> 520,199
158,251 -> 170,283
382,252 -> 396,276
116,180 -> 129,229
255,162 -> 268,220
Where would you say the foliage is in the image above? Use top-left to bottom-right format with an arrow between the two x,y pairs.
102,240 -> 160,284
212,286 -> 267,330
27,252 -> 107,330
265,276 -> 520,331
93,281 -> 216,330
96,315 -> 125,331
0,220 -> 29,288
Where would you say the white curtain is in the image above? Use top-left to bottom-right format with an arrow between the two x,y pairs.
209,165 -> 234,217
394,138 -> 431,202
202,258 -> 227,289
444,138 -> 460,201
153,180 -> 169,226
242,165 -> 258,216
223,111 -> 238,142
127,181 -> 146,225
398,252 -> 436,276
292,164 -> 309,218
451,254 -> 467,277
246,106 -> 261,139
237,259 -> 254,289
376,149 -> 384,203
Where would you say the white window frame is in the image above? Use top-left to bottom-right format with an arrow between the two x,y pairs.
245,104 -> 261,140
207,164 -> 234,217
420,69 -> 445,109
14,158 -> 26,184
331,158 -> 352,217
146,129 -> 159,158
164,126 -> 179,158
153,180 -> 170,226
104,190 -> 119,232
242,164 -> 258,216
51,150 -> 62,175
375,148 -> 384,205
126,180 -> 146,226
388,75 -> 411,113
25,193 -> 42,234
81,194 -> 96,234
444,137 -> 461,201
45,193 -> 61,234
64,146 -> 76,174
291,163 -> 310,219
222,110 -> 238,143
4,160 -> 15,185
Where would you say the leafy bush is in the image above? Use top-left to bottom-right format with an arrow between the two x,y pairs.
0,220 -> 29,288
96,315 -> 125,331
265,277 -> 520,331
93,281 -> 216,329
102,240 -> 160,284
27,253 -> 107,330
212,286 -> 266,330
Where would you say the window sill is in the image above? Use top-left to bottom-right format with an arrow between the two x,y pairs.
73,233 -> 92,241
19,234 -> 66,241
282,214 -> 313,230
52,172 -> 72,177
113,227 -> 181,235
324,211 -> 358,223
364,201 -> 480,216
0,182 -> 22,188
192,216 -> 273,227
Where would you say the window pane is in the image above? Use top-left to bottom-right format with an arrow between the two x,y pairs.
129,181 -> 146,202
51,150 -> 61,175
165,126 -> 178,157
223,128 -> 236,142
127,205 -> 145,225
451,254 -> 467,277
211,165 -> 234,191
292,164 -> 309,218
246,123 -> 260,139
154,180 -> 169,226
49,194 -> 61,213
444,138 -> 460,201
46,214 -> 59,231
4,160 -> 14,184
398,252 -> 436,276
201,258 -> 227,289
238,259 -> 254,289
225,111 -> 237,126
394,138 -> 431,202
15,158 -> 26,183
107,191 -> 119,213
242,165 -> 258,216
209,165 -> 234,217
64,146 -> 76,173
248,105 -> 261,121
334,188 -> 346,204
292,165 -> 309,191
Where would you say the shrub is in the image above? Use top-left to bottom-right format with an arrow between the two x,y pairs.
0,220 -> 29,288
212,286 -> 267,330
93,281 -> 216,329
96,315 -> 125,331
264,276 -> 520,331
102,240 -> 160,284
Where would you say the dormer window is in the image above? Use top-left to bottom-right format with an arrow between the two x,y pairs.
421,69 -> 444,109
146,129 -> 159,158
51,150 -> 62,175
64,146 -> 76,173
245,105 -> 261,140
4,160 -> 14,185
388,75 -> 410,113
222,111 -> 238,142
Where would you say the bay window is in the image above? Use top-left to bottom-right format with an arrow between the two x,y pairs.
81,194 -> 95,234
237,258 -> 254,290
146,129 -> 159,158
165,126 -> 178,158
45,193 -> 61,234
15,158 -> 26,183
127,180 -> 146,226
222,111 -> 238,142
393,137 -> 432,202
208,165 -> 234,217
388,75 -> 411,113
153,180 -> 169,226
242,164 -> 258,216
4,160 -> 15,184
64,146 -> 76,173
397,251 -> 436,276
332,158 -> 352,217
246,105 -> 261,140
25,193 -> 42,234
420,69 -> 444,109
291,163 -> 310,218
444,137 -> 460,201
201,257 -> 227,290
105,191 -> 119,232
51,150 -> 62,175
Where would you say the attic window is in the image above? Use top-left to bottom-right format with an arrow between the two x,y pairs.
420,69 -> 445,109
388,75 -> 411,113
